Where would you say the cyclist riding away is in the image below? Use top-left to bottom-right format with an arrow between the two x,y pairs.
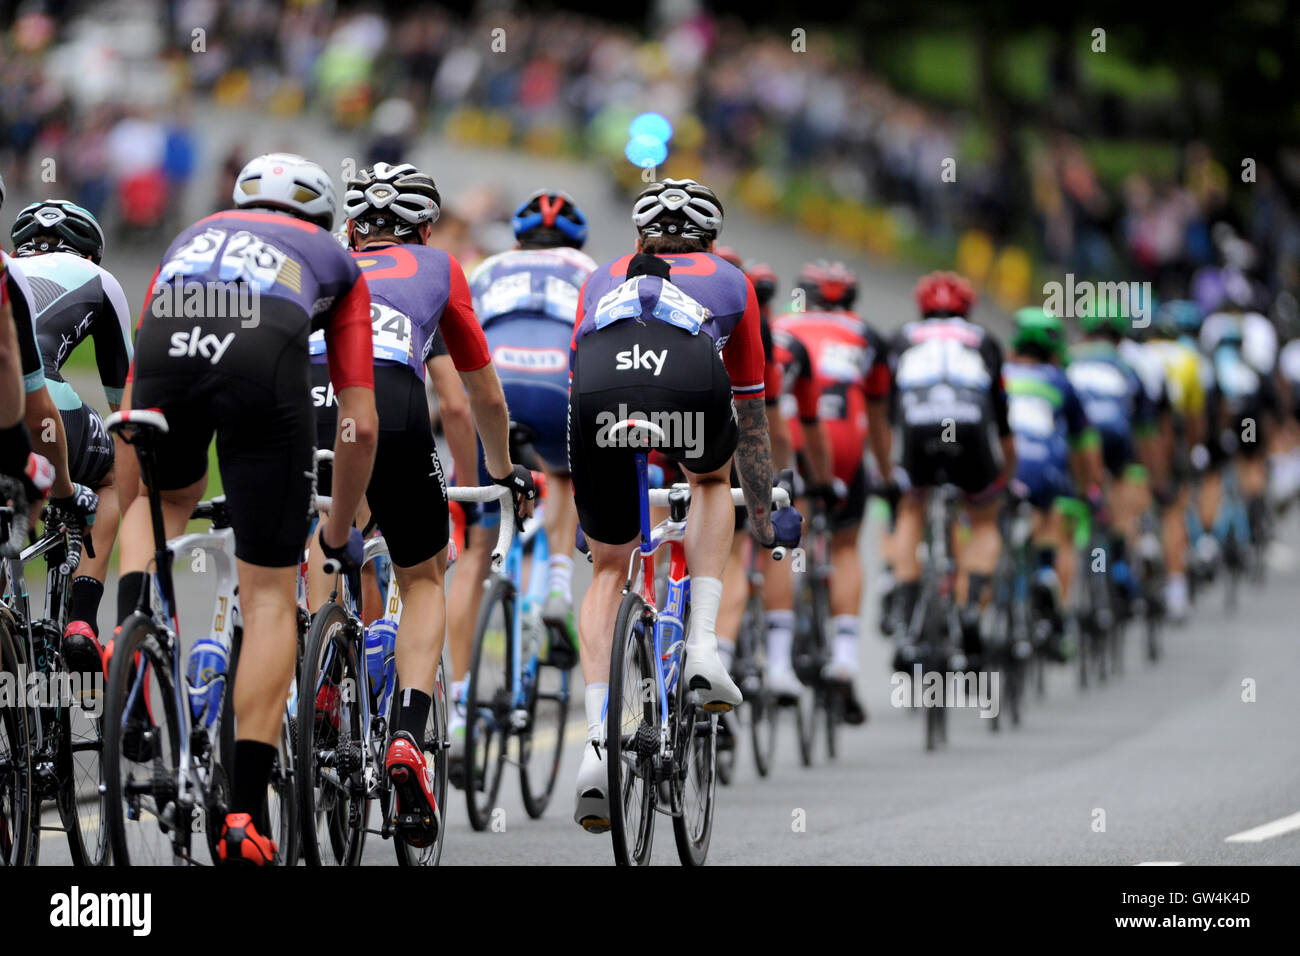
888,271 -> 1015,672
771,260 -> 893,724
310,161 -> 531,847
118,152 -> 379,865
567,178 -> 800,831
10,199 -> 133,671
445,189 -> 595,774
1004,308 -> 1103,659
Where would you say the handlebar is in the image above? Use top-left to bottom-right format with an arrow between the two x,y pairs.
448,485 -> 515,572
646,484 -> 794,560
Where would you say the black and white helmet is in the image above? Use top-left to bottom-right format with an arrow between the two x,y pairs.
344,162 -> 440,241
632,178 -> 723,240
233,152 -> 338,230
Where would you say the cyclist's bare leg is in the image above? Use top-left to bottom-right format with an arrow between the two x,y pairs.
1163,486 -> 1191,577
77,470 -> 118,585
679,460 -> 734,583
1199,468 -> 1222,530
231,561 -> 298,744
891,491 -> 925,584
446,523 -> 492,683
954,498 -> 1000,605
717,533 -> 748,644
117,475 -> 206,574
579,535 -> 638,690
543,467 -> 578,570
391,551 -> 448,697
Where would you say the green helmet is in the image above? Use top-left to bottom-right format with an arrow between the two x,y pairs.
1013,307 -> 1066,360
1077,297 -> 1130,337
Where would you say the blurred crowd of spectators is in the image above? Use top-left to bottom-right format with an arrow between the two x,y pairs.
2,0 -> 1296,307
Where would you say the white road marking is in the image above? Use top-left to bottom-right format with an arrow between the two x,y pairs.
1224,810 -> 1300,843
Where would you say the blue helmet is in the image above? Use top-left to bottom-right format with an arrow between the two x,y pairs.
1157,299 -> 1204,337
511,189 -> 587,248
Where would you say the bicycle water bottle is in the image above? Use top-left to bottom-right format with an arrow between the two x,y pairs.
365,619 -> 398,715
185,638 -> 229,728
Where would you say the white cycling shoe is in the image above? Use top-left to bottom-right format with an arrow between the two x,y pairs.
685,640 -> 744,711
573,740 -> 611,833
765,665 -> 804,701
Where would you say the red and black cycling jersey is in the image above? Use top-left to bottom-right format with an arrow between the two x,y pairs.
573,251 -> 765,399
773,309 -> 890,482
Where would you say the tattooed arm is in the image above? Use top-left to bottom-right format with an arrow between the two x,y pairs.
735,396 -> 776,545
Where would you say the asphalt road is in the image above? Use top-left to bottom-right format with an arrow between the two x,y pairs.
16,107 -> 1300,865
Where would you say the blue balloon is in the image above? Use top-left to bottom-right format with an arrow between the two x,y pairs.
625,134 -> 668,169
629,112 -> 674,144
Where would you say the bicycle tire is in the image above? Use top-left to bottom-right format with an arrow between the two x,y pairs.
0,608 -> 34,865
465,574 -> 512,832
606,590 -> 656,866
103,615 -> 184,865
520,624 -> 570,819
393,657 -> 450,866
671,676 -> 717,866
296,602 -> 368,866
55,701 -> 104,865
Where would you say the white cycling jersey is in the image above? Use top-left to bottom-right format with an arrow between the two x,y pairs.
1200,311 -> 1277,374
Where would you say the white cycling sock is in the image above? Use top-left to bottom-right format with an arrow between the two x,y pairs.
585,682 -> 608,742
686,577 -> 723,651
547,554 -> 574,598
766,609 -> 795,672
832,615 -> 860,672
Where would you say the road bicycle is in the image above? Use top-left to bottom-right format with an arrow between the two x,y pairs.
984,497 -> 1038,730
603,419 -> 789,866
100,409 -> 298,865
720,541 -> 779,782
0,477 -> 104,865
461,427 -> 572,830
790,494 -> 840,765
296,476 -> 508,864
1060,497 -> 1118,689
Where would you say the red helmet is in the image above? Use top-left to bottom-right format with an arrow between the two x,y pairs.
714,245 -> 744,268
914,270 -> 975,317
745,262 -> 777,305
798,260 -> 857,310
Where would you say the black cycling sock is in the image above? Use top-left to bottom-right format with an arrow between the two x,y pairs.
397,688 -> 432,742
232,740 -> 275,835
68,576 -> 105,636
116,571 -> 146,627
896,580 -> 921,634
1034,547 -> 1056,572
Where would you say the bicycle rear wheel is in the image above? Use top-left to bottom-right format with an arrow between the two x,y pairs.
606,591 -> 656,866
296,603 -> 368,866
57,700 -> 106,865
520,634 -> 569,819
102,615 -> 184,865
394,658 -> 449,866
672,662 -> 718,865
465,574 -> 512,832
0,610 -> 34,865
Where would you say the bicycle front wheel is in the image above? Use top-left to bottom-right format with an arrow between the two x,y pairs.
103,614 -> 184,865
465,574 -> 512,832
606,591 -> 656,866
520,629 -> 569,819
0,609 -> 34,865
393,657 -> 450,866
296,602 -> 368,866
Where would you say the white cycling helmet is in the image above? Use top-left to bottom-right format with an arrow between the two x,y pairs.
232,152 -> 338,231
632,178 -> 723,240
344,162 -> 440,240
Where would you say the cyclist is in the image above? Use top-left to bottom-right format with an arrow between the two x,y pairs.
308,161 -> 531,848
771,260 -> 892,724
1065,302 -> 1159,617
0,181 -> 98,587
1197,268 -> 1278,554
117,153 -> 380,865
446,188 -> 594,751
1003,308 -> 1103,658
567,178 -> 800,831
888,271 -> 1014,672
9,200 -> 134,669
1142,299 -> 1209,621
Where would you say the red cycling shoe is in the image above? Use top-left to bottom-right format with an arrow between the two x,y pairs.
385,731 -> 439,847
